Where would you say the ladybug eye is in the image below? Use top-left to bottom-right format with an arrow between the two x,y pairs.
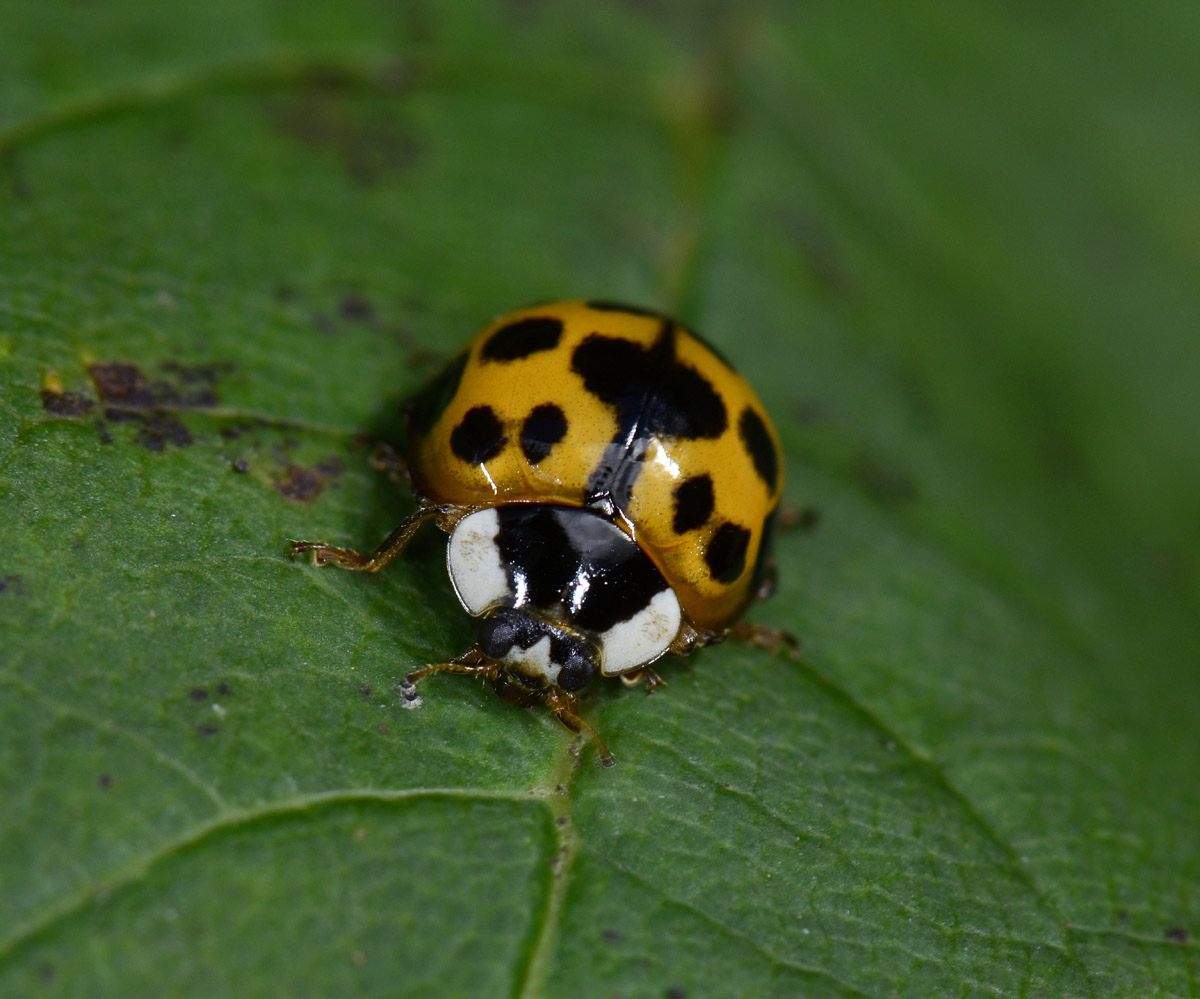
477,608 -> 527,658
553,642 -> 596,692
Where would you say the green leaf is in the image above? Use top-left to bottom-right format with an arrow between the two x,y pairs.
2,3 -> 1197,997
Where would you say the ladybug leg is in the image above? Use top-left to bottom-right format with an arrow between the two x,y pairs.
544,688 -> 615,768
290,504 -> 451,572
619,666 -> 666,692
397,646 -> 498,706
364,437 -> 412,484
729,621 -> 801,660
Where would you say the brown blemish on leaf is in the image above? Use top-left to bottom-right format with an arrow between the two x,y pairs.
81,360 -> 229,451
98,774 -> 114,789
195,724 -> 219,737
270,91 -> 421,185
132,412 -> 193,452
41,388 -> 95,418
189,687 -> 208,702
0,575 -> 26,597
274,456 -> 343,503
89,360 -> 225,409
339,293 -> 375,322
1165,926 -> 1189,943
855,450 -> 917,504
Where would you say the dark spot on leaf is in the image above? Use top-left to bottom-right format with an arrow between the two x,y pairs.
666,989 -> 687,999
89,360 -> 224,412
339,293 -> 375,322
855,451 -> 917,504
90,362 -> 155,407
376,723 -> 391,735
93,420 -> 114,444
778,505 -> 819,531
231,458 -> 250,474
274,458 -> 343,503
217,682 -> 231,696
555,816 -> 568,827
271,94 -> 421,185
1117,910 -> 1129,921
601,929 -> 624,943
771,206 -> 846,294
1166,927 -> 1189,943
792,400 -> 824,424
98,774 -> 113,789
189,688 -> 208,702
0,575 -> 26,597
133,413 -> 193,452
196,724 -> 219,738
36,963 -> 55,984
41,388 -> 94,417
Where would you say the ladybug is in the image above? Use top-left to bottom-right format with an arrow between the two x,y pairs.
291,300 -> 787,765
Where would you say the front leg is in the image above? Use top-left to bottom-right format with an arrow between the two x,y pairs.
290,504 -> 449,572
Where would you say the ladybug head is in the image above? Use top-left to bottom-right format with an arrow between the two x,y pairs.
477,607 -> 597,693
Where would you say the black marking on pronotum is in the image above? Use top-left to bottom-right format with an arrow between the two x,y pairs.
739,406 -> 778,492
407,350 -> 469,437
573,321 -> 727,510
450,406 -> 507,464
480,316 -> 564,362
704,521 -> 751,583
494,506 -> 668,633
520,403 -> 567,464
672,474 -> 715,534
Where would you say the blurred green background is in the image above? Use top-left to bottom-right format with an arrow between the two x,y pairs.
1,2 -> 1197,997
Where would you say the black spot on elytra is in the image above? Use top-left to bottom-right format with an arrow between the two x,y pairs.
572,321 -> 726,510
672,475 -> 714,534
739,406 -> 778,491
481,316 -> 564,362
520,404 -> 567,463
450,406 -> 507,464
705,521 -> 751,583
572,323 -> 726,441
406,350 -> 469,437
